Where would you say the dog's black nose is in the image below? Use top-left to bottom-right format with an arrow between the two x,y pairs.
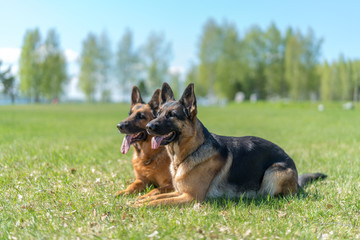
117,122 -> 127,131
146,122 -> 157,131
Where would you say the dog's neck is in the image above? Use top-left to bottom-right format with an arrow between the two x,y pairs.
133,137 -> 164,163
166,118 -> 206,168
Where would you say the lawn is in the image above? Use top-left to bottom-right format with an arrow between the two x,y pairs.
0,102 -> 359,239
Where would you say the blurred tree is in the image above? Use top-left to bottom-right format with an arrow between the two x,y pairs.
0,61 -> 16,104
115,29 -> 140,93
243,26 -> 267,99
264,23 -> 286,98
284,28 -> 305,100
214,21 -> 246,100
138,80 -> 148,96
319,60 -> 332,101
284,28 -> 322,100
337,55 -> 351,101
40,29 -> 68,101
19,28 -> 42,102
352,60 -> 360,102
79,33 -> 100,102
169,72 -> 180,99
302,29 -> 322,100
98,31 -> 112,102
141,32 -> 172,92
197,19 -> 222,97
185,64 -> 200,91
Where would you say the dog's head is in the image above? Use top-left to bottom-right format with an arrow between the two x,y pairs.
146,83 -> 197,149
117,86 -> 161,154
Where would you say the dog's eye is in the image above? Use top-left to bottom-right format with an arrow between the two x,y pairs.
136,113 -> 146,120
166,111 -> 176,118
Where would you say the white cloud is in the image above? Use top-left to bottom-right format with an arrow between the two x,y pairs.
64,49 -> 79,63
0,48 -> 21,64
0,48 -> 20,75
168,65 -> 185,75
65,76 -> 85,100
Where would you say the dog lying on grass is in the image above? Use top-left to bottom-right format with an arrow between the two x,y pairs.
115,86 -> 173,198
133,83 -> 326,207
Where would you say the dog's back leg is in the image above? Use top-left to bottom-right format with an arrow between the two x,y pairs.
259,162 -> 298,197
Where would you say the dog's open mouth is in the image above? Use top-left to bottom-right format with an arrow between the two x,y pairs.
151,131 -> 176,149
121,131 -> 147,154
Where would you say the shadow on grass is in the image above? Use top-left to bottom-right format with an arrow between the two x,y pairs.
115,184 -> 327,210
204,187 -> 325,209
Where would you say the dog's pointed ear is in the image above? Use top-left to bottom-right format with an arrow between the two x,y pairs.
148,88 -> 161,116
131,86 -> 144,107
179,83 -> 197,120
160,82 -> 175,105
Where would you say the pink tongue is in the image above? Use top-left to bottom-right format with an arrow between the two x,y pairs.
121,135 -> 133,154
151,136 -> 164,149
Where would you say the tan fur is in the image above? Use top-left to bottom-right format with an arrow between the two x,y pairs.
259,163 -> 298,196
115,104 -> 173,197
133,118 -> 226,206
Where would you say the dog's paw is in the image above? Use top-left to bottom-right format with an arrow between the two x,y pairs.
126,200 -> 147,208
135,189 -> 160,200
114,190 -> 130,197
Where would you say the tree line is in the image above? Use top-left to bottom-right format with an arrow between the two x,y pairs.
1,19 -> 359,103
187,19 -> 360,101
78,29 -> 173,102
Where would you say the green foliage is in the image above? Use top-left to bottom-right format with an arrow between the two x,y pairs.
169,72 -> 180,99
319,61 -> 332,101
19,28 -> 68,102
264,23 -> 286,98
19,29 -> 42,101
190,20 -> 328,101
0,61 -> 16,103
319,57 -> 360,101
40,29 -> 68,101
214,22 -> 246,100
78,32 -> 112,102
116,29 -> 139,93
141,32 -> 172,92
79,33 -> 98,102
98,31 -> 113,101
197,19 -> 222,97
1,103 -> 360,238
243,26 -> 267,99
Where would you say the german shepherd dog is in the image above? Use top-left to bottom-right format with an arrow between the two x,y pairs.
115,86 -> 173,197
134,83 -> 326,206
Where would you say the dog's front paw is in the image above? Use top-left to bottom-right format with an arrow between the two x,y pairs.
126,200 -> 148,208
136,189 -> 161,200
114,190 -> 130,197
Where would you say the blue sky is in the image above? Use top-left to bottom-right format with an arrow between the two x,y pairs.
0,0 -> 359,98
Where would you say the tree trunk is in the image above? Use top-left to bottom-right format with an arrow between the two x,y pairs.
354,85 -> 358,102
11,93 -> 15,104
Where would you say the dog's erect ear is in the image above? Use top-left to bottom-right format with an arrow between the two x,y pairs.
179,83 -> 197,119
160,82 -> 175,105
131,86 -> 144,107
148,88 -> 161,116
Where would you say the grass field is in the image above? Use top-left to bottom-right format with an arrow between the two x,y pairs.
1,102 -> 360,239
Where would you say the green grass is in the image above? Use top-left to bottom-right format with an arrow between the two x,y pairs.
1,102 -> 360,239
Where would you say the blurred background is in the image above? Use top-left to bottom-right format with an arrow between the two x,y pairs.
0,0 -> 359,105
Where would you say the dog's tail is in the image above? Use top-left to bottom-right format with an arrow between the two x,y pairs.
298,172 -> 327,188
